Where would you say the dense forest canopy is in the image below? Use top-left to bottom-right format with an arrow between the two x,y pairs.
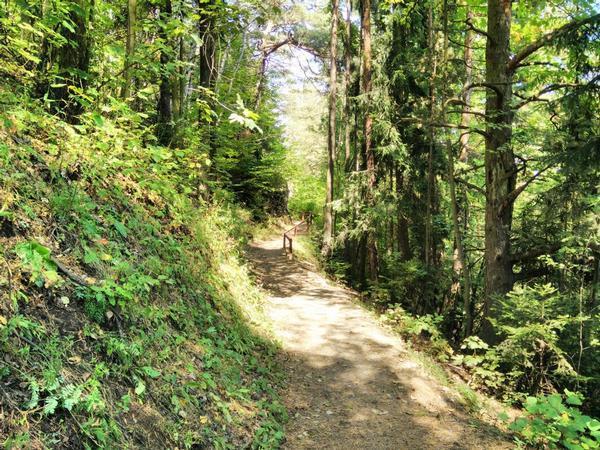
0,0 -> 599,447
315,0 -> 600,418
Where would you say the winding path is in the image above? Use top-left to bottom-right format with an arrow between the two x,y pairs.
247,235 -> 511,450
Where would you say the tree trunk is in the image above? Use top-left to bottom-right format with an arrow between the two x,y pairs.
198,0 -> 217,158
323,0 -> 339,256
198,0 -> 216,91
157,0 -> 174,146
481,0 -> 517,343
343,0 -> 352,171
50,0 -> 93,121
121,0 -> 136,100
458,9 -> 474,162
424,0 -> 437,267
361,0 -> 378,282
458,7 -> 474,335
395,164 -> 411,261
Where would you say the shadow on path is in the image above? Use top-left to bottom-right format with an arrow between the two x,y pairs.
246,238 -> 511,450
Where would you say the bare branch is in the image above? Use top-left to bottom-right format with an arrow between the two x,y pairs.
447,109 -> 488,118
456,177 -> 486,196
499,163 -> 554,214
511,243 -> 563,264
514,79 -> 599,109
397,117 -> 490,138
465,16 -> 492,40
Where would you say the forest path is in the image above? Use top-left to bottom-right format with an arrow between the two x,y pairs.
246,235 -> 511,450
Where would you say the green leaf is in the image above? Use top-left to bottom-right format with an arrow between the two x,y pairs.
588,419 -> 600,432
565,389 -> 583,406
525,397 -> 538,410
141,366 -> 161,378
134,378 -> 146,395
92,112 -> 104,127
61,384 -> 82,411
548,394 -> 564,411
43,396 -> 59,415
113,220 -> 128,237
61,20 -> 75,33
26,380 -> 40,409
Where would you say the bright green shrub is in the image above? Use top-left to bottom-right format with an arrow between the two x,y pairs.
507,390 -> 600,449
493,284 -> 578,395
383,305 -> 453,360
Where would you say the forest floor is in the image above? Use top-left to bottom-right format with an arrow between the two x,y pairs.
247,234 -> 513,450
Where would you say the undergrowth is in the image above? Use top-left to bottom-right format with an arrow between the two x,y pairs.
0,83 -> 286,449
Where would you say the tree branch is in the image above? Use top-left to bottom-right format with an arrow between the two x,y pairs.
465,16 -> 492,40
498,163 -> 554,214
511,243 -> 563,264
51,257 -> 93,287
456,177 -> 486,196
507,13 -> 600,74
514,83 -> 582,109
397,117 -> 490,138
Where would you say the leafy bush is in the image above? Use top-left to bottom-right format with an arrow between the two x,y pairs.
383,305 -> 453,360
452,336 -> 505,392
493,284 -> 578,395
506,390 -> 600,449
14,241 -> 60,288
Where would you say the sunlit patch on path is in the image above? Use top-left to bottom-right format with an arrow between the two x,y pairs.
247,236 -> 511,450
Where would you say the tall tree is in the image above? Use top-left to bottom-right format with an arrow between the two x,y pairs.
424,0 -> 437,267
323,0 -> 339,256
343,0 -> 352,171
157,0 -> 174,146
121,0 -> 137,100
481,2 -> 599,341
48,0 -> 93,121
198,0 -> 217,91
361,0 -> 378,281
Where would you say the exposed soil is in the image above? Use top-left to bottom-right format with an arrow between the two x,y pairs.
247,235 -> 512,450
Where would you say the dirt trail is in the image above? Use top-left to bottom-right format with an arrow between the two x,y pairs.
247,235 -> 511,450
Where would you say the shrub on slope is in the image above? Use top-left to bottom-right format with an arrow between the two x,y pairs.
0,83 -> 285,449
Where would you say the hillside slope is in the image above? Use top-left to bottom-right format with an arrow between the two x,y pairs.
0,83 -> 285,449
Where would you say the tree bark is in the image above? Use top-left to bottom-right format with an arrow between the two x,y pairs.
198,0 -> 216,91
458,9 -> 473,162
51,0 -> 93,121
323,0 -> 339,256
121,0 -> 136,100
157,0 -> 174,146
343,0 -> 352,171
395,164 -> 411,261
481,0 -> 516,343
424,0 -> 437,267
361,0 -> 378,281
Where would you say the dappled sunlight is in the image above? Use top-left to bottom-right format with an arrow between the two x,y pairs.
247,237 -> 511,449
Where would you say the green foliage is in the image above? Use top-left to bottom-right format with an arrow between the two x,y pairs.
14,241 -> 60,288
507,391 -> 600,449
451,337 -> 505,392
0,79 -> 286,447
383,305 -> 452,360
493,284 -> 578,395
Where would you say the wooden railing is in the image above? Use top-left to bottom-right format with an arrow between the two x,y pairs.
283,212 -> 313,256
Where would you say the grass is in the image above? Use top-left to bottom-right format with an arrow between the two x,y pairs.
0,82 -> 286,449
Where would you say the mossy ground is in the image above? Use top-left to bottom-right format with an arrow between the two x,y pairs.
0,83 -> 286,449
